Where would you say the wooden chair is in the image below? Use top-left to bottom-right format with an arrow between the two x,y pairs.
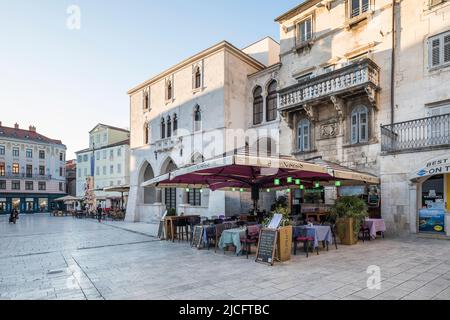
240,224 -> 261,259
293,228 -> 318,257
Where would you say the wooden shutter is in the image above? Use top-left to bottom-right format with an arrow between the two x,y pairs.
444,34 -> 450,63
359,110 -> 369,142
351,113 -> 358,144
431,38 -> 441,67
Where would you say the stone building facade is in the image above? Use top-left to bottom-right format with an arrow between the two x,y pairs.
126,39 -> 280,223
75,124 -> 130,208
0,122 -> 66,213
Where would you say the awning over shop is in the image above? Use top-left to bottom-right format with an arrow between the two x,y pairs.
409,154 -> 450,181
142,154 -> 380,190
103,185 -> 130,193
54,195 -> 82,202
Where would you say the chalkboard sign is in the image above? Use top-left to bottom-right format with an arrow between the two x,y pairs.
191,225 -> 204,249
255,229 -> 278,266
157,221 -> 165,239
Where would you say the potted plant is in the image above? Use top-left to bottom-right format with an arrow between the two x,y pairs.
265,197 -> 293,262
328,196 -> 368,245
166,208 -> 177,217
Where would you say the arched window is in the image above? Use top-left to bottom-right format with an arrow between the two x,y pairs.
194,105 -> 202,132
351,105 -> 369,144
166,80 -> 173,100
167,116 -> 172,138
298,119 -> 311,152
194,66 -> 201,89
253,86 -> 263,125
161,118 -> 166,139
144,123 -> 150,144
266,80 -> 278,122
173,114 -> 178,134
143,91 -> 149,110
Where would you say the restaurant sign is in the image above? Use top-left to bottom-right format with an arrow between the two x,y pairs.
410,155 -> 450,180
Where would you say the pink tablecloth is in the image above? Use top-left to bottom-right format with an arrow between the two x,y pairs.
365,219 -> 386,239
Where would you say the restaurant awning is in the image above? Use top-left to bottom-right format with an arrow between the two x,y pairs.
103,185 -> 130,193
54,195 -> 82,202
141,154 -> 379,190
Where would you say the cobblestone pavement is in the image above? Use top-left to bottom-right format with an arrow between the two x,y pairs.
1,214 -> 450,300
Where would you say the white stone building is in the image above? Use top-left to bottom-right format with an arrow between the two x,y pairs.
75,124 -> 130,208
379,0 -> 450,236
126,39 -> 280,223
0,122 -> 66,213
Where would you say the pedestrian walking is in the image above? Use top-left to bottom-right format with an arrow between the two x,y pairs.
9,209 -> 18,224
97,205 -> 103,223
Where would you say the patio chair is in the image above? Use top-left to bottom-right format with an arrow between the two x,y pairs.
213,224 -> 226,253
293,228 -> 318,257
359,222 -> 371,242
240,224 -> 261,259
322,222 -> 338,250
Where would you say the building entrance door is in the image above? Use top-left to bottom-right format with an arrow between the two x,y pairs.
12,198 -> 20,211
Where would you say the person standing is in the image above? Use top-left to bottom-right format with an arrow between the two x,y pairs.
9,209 -> 17,224
97,205 -> 103,223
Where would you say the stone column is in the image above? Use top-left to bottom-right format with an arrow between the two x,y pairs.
408,182 -> 418,234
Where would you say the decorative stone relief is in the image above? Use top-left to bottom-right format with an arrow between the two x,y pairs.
365,86 -> 377,109
280,111 -> 294,129
320,121 -> 339,139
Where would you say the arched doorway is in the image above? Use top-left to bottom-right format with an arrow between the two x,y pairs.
161,158 -> 178,212
140,162 -> 156,204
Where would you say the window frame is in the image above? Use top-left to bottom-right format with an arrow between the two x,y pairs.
38,181 -> 46,191
0,146 -> 4,155
25,181 -> 34,191
297,119 -> 311,152
188,189 -> 202,207
253,86 -> 263,126
12,147 -> 19,158
26,149 -> 33,158
266,80 -> 278,122
12,163 -> 20,175
12,180 -> 21,190
161,118 -> 166,139
350,105 -> 369,144
39,150 -> 46,159
194,106 -> 202,132
296,15 -> 313,46
349,0 -> 370,19
428,30 -> 450,70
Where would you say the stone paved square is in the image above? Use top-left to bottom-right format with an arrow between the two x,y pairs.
1,214 -> 450,300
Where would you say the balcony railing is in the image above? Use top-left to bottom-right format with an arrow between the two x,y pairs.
278,58 -> 380,111
0,173 -> 53,180
381,114 -> 450,153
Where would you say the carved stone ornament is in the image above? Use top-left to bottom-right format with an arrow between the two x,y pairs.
280,111 -> 294,129
330,95 -> 344,119
365,86 -> 377,109
320,121 -> 339,140
303,104 -> 317,121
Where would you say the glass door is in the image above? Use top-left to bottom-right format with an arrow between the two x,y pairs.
164,188 -> 177,212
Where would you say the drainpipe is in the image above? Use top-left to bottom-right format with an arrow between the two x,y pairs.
390,0 -> 396,125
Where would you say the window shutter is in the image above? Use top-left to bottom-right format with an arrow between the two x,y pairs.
359,111 -> 368,142
351,113 -> 358,144
298,126 -> 303,150
305,19 -> 312,41
303,123 -> 310,151
444,34 -> 450,63
431,38 -> 441,67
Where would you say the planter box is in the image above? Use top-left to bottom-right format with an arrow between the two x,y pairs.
277,225 -> 293,262
337,218 -> 358,245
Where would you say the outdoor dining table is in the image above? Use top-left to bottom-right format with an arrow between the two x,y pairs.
218,227 -> 246,255
293,225 -> 333,249
364,218 -> 386,239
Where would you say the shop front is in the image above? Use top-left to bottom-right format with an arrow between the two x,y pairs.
410,155 -> 450,236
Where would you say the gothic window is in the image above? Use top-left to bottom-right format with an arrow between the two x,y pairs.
167,116 -> 172,138
144,123 -> 150,144
253,86 -> 263,125
143,90 -> 149,110
266,80 -> 278,122
173,114 -> 178,134
194,105 -> 202,132
194,66 -> 201,89
166,80 -> 173,100
161,118 -> 166,139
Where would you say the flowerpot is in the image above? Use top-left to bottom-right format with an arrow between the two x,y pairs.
277,225 -> 293,262
337,218 -> 358,245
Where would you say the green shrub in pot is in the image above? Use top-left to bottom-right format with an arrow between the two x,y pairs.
328,196 -> 368,244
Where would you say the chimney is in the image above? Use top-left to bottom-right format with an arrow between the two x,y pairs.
29,125 -> 36,132
14,123 -> 19,129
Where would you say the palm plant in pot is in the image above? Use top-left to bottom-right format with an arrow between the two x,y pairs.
328,196 -> 368,245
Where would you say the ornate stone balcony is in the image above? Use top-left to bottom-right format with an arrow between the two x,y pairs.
278,58 -> 380,112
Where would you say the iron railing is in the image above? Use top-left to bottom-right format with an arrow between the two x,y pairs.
381,113 -> 450,153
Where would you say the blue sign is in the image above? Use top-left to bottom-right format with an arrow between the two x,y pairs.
419,209 -> 445,233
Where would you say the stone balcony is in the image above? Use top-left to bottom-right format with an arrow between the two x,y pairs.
154,137 -> 178,153
278,58 -> 380,112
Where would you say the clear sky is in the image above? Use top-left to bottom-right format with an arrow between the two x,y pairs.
0,0 -> 302,158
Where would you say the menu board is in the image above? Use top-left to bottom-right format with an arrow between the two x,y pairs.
191,225 -> 204,248
255,229 -> 278,266
419,209 -> 445,233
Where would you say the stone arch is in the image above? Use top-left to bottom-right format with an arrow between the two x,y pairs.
191,152 -> 205,164
138,161 -> 156,204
